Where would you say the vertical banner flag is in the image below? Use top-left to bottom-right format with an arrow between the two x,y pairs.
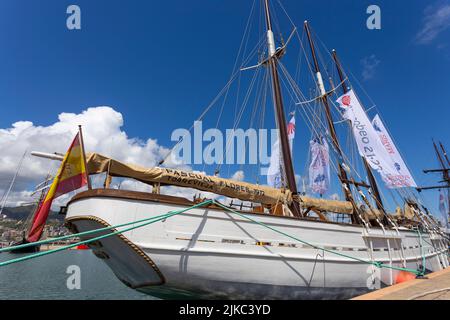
372,115 -> 417,187
309,136 -> 330,195
267,138 -> 282,188
27,132 -> 89,242
267,114 -> 295,188
336,90 -> 412,189
439,189 -> 448,222
287,114 -> 296,154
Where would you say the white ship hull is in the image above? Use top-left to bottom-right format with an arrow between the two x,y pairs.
65,190 -> 449,299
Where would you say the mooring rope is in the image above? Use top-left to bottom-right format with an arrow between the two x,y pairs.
0,199 -> 433,277
0,200 -> 208,254
212,201 -> 426,276
416,228 -> 427,276
0,200 -> 213,267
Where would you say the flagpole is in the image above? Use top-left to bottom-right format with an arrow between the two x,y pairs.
78,125 -> 92,190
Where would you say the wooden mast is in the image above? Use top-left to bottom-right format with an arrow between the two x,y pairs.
331,49 -> 385,213
78,125 -> 92,190
303,21 -> 360,224
263,0 -> 301,217
420,141 -> 450,226
434,140 -> 450,182
434,141 -> 449,221
438,142 -> 450,226
439,142 -> 450,167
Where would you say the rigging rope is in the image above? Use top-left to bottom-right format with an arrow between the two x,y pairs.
0,200 -> 213,266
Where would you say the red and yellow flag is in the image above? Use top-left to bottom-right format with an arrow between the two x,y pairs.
27,132 -> 89,242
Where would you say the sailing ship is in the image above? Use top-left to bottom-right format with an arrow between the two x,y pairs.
6,175 -> 57,253
418,141 -> 450,233
0,152 -> 46,253
32,0 -> 448,299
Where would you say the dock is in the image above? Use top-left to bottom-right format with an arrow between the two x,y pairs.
352,267 -> 450,300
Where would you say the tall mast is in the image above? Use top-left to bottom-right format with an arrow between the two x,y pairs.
303,21 -> 360,223
439,142 -> 450,167
331,49 -> 384,212
438,142 -> 450,227
434,141 -> 450,181
421,141 -> 450,227
264,0 -> 301,217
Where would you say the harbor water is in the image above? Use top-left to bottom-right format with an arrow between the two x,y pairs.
0,250 -> 157,300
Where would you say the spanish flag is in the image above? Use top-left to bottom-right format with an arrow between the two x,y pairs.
27,131 -> 89,242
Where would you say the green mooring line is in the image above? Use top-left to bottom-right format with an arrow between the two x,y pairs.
416,229 -> 427,276
0,202 -> 211,254
0,200 -> 213,267
212,201 -> 425,276
0,198 -> 432,276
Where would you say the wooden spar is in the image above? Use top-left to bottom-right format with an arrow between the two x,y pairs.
419,141 -> 450,226
331,49 -> 385,213
434,141 -> 450,222
303,21 -> 360,224
434,140 -> 449,181
25,180 -> 48,237
78,125 -> 92,190
263,0 -> 301,217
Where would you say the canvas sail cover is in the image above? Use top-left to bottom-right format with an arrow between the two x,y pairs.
87,153 -> 292,205
308,137 -> 330,195
336,90 -> 413,189
86,153 -> 355,214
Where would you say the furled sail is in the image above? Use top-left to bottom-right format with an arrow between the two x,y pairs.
336,90 -> 412,189
371,115 -> 417,188
308,136 -> 330,195
86,153 -> 355,214
88,153 -> 292,205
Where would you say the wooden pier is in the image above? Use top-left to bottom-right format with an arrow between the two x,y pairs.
352,267 -> 450,300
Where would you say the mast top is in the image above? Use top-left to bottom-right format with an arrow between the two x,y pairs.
264,0 -> 273,31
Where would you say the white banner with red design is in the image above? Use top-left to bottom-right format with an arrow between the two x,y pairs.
267,138 -> 282,188
287,114 -> 295,153
371,114 -> 417,187
336,90 -> 414,189
439,189 -> 448,219
309,136 -> 330,195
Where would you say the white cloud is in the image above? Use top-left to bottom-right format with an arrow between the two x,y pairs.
0,107 -> 250,208
416,2 -> 450,45
330,193 -> 340,201
361,54 -> 380,81
231,170 -> 244,181
0,106 -> 176,207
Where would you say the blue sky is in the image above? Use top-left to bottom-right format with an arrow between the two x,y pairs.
0,0 -> 449,216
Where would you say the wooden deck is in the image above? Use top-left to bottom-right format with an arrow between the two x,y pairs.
352,267 -> 450,300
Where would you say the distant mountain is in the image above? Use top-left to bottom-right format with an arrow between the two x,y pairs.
1,205 -> 62,221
